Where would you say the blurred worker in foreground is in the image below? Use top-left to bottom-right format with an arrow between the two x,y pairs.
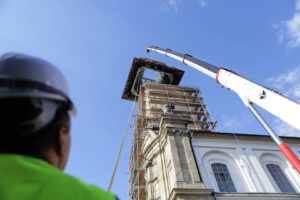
0,54 -> 117,200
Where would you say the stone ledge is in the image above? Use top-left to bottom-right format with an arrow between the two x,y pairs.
168,188 -> 214,200
168,189 -> 300,200
216,192 -> 300,199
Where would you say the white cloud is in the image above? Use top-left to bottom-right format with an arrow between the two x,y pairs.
220,115 -> 242,132
286,9 -> 300,47
278,33 -> 284,44
266,66 -> 300,101
159,0 -> 178,12
266,66 -> 300,137
272,23 -> 284,44
273,0 -> 300,47
159,0 -> 206,12
273,119 -> 299,137
297,0 -> 300,11
168,0 -> 178,12
198,0 -> 207,7
223,117 -> 238,129
159,2 -> 170,12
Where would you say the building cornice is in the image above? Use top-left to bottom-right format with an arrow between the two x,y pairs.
192,131 -> 300,144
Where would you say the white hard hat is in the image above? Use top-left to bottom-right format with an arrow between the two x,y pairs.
0,53 -> 76,134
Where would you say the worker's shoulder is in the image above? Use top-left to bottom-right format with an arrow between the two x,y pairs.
48,170 -> 116,200
0,154 -> 117,200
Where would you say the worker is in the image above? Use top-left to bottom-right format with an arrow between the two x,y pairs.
0,53 -> 117,200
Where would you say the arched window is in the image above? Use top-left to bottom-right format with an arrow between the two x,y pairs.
211,163 -> 237,193
266,164 -> 296,193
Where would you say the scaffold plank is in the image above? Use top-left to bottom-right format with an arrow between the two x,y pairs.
149,99 -> 204,107
148,90 -> 201,100
145,83 -> 199,93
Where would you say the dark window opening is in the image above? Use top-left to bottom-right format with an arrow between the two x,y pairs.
211,163 -> 237,193
266,164 -> 296,193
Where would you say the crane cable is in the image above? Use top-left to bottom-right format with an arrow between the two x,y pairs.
108,96 -> 137,192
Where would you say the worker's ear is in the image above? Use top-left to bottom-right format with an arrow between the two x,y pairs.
56,126 -> 71,157
55,126 -> 71,170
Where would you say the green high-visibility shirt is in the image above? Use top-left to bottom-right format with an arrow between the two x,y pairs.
0,154 -> 116,200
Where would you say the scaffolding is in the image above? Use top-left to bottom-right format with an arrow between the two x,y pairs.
128,83 -> 216,200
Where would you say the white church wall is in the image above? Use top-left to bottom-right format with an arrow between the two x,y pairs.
201,149 -> 249,192
192,134 -> 300,194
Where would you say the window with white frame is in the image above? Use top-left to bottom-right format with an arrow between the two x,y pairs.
211,163 -> 237,193
266,164 -> 296,193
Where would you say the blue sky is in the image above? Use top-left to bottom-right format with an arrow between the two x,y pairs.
1,0 -> 300,199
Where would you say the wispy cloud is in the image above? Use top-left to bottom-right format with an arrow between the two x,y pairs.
266,66 -> 300,102
198,0 -> 207,8
159,1 -> 170,12
286,0 -> 300,47
159,0 -> 206,12
273,0 -> 300,47
168,0 -> 178,12
219,115 -> 242,133
266,66 -> 300,137
159,0 -> 178,12
273,119 -> 299,137
272,23 -> 284,44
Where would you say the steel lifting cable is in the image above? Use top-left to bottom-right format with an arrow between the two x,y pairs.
108,96 -> 137,192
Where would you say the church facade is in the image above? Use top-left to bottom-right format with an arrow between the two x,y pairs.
142,121 -> 300,199
135,84 -> 300,200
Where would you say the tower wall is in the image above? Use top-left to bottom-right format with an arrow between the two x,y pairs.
129,83 -> 215,200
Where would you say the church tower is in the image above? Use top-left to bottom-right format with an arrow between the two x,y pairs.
122,58 -> 216,200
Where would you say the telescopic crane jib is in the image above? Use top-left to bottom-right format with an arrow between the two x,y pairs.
146,46 -> 300,174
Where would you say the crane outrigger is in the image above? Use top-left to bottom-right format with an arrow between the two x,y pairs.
146,46 -> 300,174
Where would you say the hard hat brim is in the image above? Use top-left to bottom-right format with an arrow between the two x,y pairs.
0,89 -> 77,117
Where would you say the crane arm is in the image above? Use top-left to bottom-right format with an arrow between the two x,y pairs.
147,47 -> 219,78
147,46 -> 300,131
147,46 -> 300,174
218,68 -> 300,131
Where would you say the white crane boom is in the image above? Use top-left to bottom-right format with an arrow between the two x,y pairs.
218,69 -> 300,131
147,46 -> 300,174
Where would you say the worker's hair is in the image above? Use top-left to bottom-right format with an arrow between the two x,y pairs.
0,97 -> 70,158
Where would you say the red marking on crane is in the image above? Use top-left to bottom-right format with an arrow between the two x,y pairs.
183,54 -> 192,65
279,143 -> 300,174
216,67 -> 223,84
165,49 -> 171,56
146,47 -> 150,53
